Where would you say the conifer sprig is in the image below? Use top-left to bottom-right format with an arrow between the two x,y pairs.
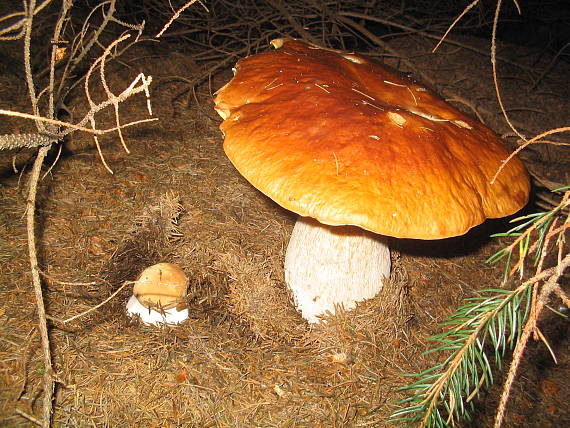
390,188 -> 569,427
390,284 -> 532,427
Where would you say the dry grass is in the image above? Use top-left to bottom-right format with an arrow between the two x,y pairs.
0,93 -> 466,426
0,111 -> 509,427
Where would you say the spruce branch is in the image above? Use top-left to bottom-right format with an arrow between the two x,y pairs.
390,189 -> 569,428
390,283 -> 533,427
487,189 -> 569,280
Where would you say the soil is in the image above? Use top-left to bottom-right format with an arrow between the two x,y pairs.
0,17 -> 568,428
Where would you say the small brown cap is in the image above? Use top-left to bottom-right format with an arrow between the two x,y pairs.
133,263 -> 189,309
214,39 -> 530,239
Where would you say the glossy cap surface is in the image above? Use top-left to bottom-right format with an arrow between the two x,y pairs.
215,39 -> 530,239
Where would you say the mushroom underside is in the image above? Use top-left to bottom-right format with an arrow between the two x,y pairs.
284,217 -> 391,323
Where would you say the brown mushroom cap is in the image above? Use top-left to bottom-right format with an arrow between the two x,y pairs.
133,263 -> 189,310
215,39 -> 530,239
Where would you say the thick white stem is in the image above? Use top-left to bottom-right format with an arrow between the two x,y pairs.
284,217 -> 391,323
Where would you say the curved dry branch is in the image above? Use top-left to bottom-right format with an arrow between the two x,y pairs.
494,252 -> 570,428
26,145 -> 54,427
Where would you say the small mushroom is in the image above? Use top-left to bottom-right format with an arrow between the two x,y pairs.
126,263 -> 189,326
214,39 -> 530,323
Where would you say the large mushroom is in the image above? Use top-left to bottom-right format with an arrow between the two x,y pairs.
214,39 -> 530,323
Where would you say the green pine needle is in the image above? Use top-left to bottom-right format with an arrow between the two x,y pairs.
389,285 -> 533,427
487,206 -> 562,281
391,185 -> 567,427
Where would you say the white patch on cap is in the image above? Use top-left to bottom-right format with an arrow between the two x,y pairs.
387,112 -> 406,127
342,54 -> 364,64
453,120 -> 472,129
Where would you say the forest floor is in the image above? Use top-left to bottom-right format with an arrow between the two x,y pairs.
0,28 -> 568,427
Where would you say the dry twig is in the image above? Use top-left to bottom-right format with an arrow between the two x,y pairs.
494,252 -> 570,428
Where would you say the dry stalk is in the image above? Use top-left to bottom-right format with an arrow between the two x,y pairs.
18,1 -> 56,425
155,0 -> 208,38
494,253 -> 570,428
82,33 -> 153,173
490,0 -> 527,143
491,126 -> 570,184
14,408 -> 43,426
0,109 -> 158,144
0,0 -> 53,40
40,272 -> 99,287
25,145 -> 53,427
47,281 -> 134,325
432,0 -> 481,52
